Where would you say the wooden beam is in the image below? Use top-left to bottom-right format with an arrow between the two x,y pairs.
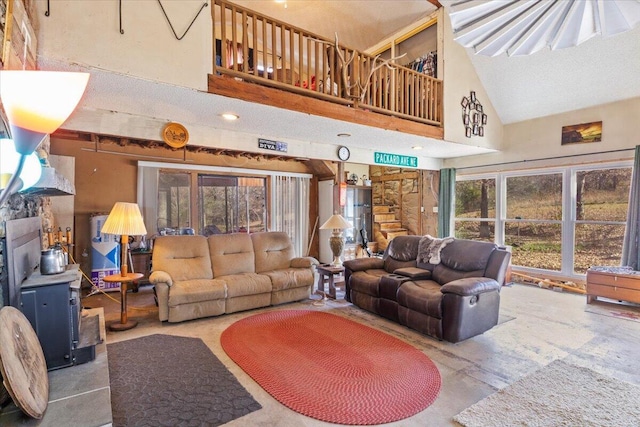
426,0 -> 442,8
208,75 -> 444,140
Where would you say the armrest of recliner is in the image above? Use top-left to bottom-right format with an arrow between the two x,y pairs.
343,257 -> 384,272
393,267 -> 432,280
291,257 -> 319,268
440,277 -> 500,296
149,270 -> 174,287
150,270 -> 173,322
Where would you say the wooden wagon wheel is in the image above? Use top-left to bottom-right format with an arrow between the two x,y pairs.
0,306 -> 49,419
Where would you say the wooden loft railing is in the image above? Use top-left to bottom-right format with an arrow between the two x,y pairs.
211,0 -> 443,128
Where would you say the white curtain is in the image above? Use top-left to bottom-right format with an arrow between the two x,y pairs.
622,146 -> 640,269
137,165 -> 159,235
272,175 -> 310,257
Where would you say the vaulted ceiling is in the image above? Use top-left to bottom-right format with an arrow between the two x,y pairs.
41,1 -> 640,161
233,0 -> 640,125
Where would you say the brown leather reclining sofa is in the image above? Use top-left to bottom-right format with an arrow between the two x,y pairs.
343,236 -> 511,343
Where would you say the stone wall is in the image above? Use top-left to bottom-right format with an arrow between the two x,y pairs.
370,166 -> 439,249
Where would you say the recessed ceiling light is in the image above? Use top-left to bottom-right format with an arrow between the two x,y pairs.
412,145 -> 423,150
221,113 -> 239,121
337,133 -> 351,138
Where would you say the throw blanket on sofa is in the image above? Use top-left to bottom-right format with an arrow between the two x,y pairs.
418,235 -> 454,265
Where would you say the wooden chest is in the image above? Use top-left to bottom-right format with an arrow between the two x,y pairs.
586,269 -> 640,305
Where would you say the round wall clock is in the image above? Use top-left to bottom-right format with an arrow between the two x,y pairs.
337,145 -> 350,161
162,122 -> 189,148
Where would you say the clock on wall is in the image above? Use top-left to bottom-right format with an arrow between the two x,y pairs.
337,146 -> 350,161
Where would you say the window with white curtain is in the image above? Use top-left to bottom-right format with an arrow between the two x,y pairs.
137,161 -> 311,256
271,175 -> 310,257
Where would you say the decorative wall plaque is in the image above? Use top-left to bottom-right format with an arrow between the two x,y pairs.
162,122 -> 189,148
461,91 -> 487,138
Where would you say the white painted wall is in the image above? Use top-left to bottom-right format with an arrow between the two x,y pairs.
441,10 -> 503,150
444,97 -> 640,172
36,0 -> 212,90
343,163 -> 369,183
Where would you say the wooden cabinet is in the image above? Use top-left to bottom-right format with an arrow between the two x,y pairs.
586,269 -> 640,305
131,251 -> 152,286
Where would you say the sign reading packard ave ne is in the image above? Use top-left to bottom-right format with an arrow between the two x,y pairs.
374,152 -> 418,168
258,138 -> 288,153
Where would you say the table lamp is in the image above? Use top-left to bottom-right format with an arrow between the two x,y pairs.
320,213 -> 352,266
101,202 -> 148,276
0,70 -> 89,206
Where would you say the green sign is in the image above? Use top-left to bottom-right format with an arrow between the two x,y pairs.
374,152 -> 418,168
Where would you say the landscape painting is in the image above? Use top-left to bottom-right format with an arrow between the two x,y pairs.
561,121 -> 602,145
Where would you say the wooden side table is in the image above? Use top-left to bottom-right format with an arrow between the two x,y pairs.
103,273 -> 143,331
316,265 -> 345,299
586,268 -> 640,305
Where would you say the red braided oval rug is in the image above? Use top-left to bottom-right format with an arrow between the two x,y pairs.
221,310 -> 441,425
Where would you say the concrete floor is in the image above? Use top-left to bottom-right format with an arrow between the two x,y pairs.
87,283 -> 640,427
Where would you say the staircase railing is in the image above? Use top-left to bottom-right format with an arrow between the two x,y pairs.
212,0 -> 443,127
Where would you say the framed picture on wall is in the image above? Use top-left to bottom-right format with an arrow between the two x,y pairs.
561,121 -> 602,145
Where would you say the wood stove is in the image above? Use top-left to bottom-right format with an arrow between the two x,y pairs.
1,217 -> 100,370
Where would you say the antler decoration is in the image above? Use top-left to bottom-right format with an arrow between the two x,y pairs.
332,33 -> 405,102
354,53 -> 406,103
311,33 -> 406,101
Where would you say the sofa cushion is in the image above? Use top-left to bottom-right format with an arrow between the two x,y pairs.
350,269 -> 388,297
169,279 -> 226,306
432,240 -> 498,285
251,231 -> 296,273
440,240 -> 497,272
153,235 -> 213,281
263,268 -> 314,291
384,257 -> 417,274
217,273 -> 272,298
208,233 -> 255,276
432,265 -> 485,286
396,280 -> 443,319
386,235 -> 421,261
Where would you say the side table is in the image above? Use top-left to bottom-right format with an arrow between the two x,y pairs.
586,268 -> 640,305
103,273 -> 143,331
316,265 -> 345,299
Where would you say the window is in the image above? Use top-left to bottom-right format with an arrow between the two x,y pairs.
455,162 -> 632,278
455,178 -> 496,242
138,161 -> 311,256
574,167 -> 630,274
198,175 -> 266,235
157,172 -> 191,231
505,173 -> 563,271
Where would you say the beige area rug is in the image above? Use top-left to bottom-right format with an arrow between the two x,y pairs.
454,360 -> 640,427
585,299 -> 640,323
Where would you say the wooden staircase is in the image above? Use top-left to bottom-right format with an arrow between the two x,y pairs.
373,206 -> 408,251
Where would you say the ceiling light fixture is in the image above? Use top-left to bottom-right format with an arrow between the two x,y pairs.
221,113 -> 239,121
446,0 -> 640,56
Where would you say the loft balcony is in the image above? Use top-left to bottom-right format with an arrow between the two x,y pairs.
208,0 -> 444,140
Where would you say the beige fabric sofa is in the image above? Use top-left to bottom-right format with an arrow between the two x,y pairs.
150,231 -> 318,322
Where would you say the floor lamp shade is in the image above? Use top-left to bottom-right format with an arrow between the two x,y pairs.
101,202 -> 147,276
320,214 -> 353,266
